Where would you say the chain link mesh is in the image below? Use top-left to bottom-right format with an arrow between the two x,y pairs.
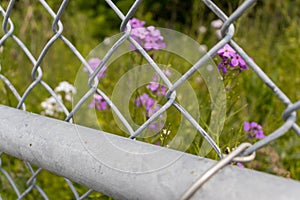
0,0 -> 299,199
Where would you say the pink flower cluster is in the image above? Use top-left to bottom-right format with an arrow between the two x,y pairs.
146,70 -> 170,97
84,58 -> 107,79
217,44 -> 248,74
237,121 -> 265,168
89,93 -> 107,111
129,18 -> 166,51
85,58 -> 108,111
243,121 -> 266,139
135,70 -> 170,129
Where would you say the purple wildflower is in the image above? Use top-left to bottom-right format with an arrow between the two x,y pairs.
229,54 -> 248,70
131,27 -> 149,40
147,26 -> 161,37
233,54 -> 248,70
159,85 -> 167,96
129,18 -> 146,28
217,44 -> 236,58
146,70 -> 171,96
237,162 -> 244,168
135,69 -> 171,130
218,59 -> 228,74
144,37 -> 165,51
217,44 -> 248,73
129,18 -> 166,51
84,58 -> 107,79
163,69 -> 171,77
89,94 -> 107,111
243,121 -> 266,139
146,81 -> 160,92
135,93 -> 165,129
135,93 -> 155,112
144,26 -> 166,51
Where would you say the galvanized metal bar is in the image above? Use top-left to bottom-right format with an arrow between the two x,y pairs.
0,105 -> 300,200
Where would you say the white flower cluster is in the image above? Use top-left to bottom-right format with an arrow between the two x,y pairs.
41,81 -> 76,117
211,19 -> 223,39
54,81 -> 77,101
41,95 -> 64,116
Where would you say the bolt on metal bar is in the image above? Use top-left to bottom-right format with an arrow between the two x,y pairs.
180,143 -> 254,200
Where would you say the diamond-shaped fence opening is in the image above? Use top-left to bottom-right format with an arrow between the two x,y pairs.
0,0 -> 300,199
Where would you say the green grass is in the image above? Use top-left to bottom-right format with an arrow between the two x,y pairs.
1,0 -> 300,199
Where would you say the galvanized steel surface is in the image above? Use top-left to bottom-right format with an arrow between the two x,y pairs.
0,105 -> 300,200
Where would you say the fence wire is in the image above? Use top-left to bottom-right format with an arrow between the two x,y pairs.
0,0 -> 299,199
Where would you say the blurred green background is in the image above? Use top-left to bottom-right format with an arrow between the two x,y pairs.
0,0 -> 300,199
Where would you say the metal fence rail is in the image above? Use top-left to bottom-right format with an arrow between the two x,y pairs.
0,0 -> 300,199
1,105 -> 300,200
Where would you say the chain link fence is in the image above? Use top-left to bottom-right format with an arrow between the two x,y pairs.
0,0 -> 300,199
